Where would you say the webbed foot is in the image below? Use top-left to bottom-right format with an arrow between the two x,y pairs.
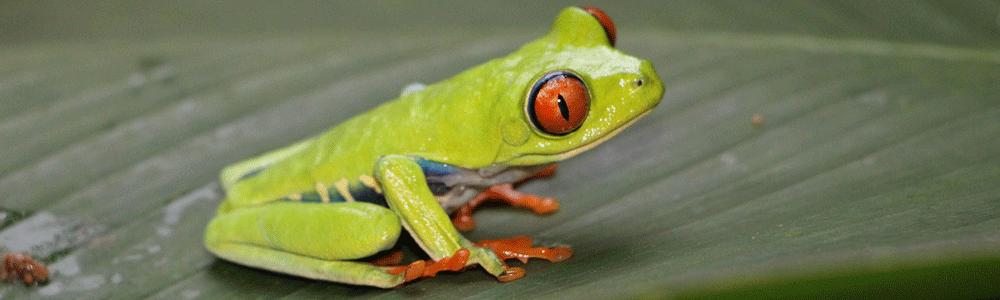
476,236 -> 572,264
475,236 -> 572,282
452,165 -> 560,232
385,248 -> 472,283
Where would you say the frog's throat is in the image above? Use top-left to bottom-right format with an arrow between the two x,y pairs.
511,110 -> 651,164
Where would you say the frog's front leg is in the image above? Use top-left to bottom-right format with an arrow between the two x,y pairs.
204,201 -> 409,288
373,155 -> 515,281
452,164 -> 560,232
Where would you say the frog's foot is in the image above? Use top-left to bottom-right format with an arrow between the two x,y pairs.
369,250 -> 405,267
385,248 -> 472,283
474,236 -> 572,282
452,165 -> 560,232
476,236 -> 572,263
1,253 -> 49,286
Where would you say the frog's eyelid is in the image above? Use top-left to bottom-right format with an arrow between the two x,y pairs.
582,6 -> 616,47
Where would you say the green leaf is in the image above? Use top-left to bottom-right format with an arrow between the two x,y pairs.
2,2 -> 998,299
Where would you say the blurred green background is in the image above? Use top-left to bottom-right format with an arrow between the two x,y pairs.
1,1 -> 999,299
5,1 -> 1000,46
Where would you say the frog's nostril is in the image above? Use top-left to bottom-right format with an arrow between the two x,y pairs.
634,79 -> 644,87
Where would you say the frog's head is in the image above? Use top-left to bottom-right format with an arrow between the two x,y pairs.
495,6 -> 664,166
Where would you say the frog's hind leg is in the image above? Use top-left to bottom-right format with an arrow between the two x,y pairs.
204,202 -> 406,288
209,243 -> 405,287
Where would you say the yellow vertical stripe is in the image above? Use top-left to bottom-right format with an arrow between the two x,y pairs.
335,178 -> 356,202
315,182 -> 331,203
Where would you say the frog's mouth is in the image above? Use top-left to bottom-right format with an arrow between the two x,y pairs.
552,110 -> 651,159
511,110 -> 652,164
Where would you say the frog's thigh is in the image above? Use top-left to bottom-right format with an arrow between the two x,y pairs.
205,201 -> 405,287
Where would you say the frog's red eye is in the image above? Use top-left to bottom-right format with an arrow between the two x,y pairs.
527,71 -> 590,136
582,6 -> 616,47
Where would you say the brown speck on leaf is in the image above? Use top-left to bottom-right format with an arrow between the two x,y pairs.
751,113 -> 764,128
1,253 -> 49,286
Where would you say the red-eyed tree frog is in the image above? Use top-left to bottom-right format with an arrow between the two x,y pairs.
204,6 -> 663,288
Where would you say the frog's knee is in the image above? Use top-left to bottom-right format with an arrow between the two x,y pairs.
345,203 -> 403,255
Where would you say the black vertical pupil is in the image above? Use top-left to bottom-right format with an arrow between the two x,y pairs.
557,94 -> 570,121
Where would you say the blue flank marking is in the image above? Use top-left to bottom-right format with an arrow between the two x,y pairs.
296,191 -> 329,203
277,156 -> 459,207
416,158 -> 461,177
280,180 -> 387,207
352,185 -> 388,207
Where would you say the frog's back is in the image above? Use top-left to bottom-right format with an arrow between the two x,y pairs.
217,79 -> 501,212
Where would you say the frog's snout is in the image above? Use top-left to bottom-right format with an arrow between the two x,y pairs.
636,60 -> 664,109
